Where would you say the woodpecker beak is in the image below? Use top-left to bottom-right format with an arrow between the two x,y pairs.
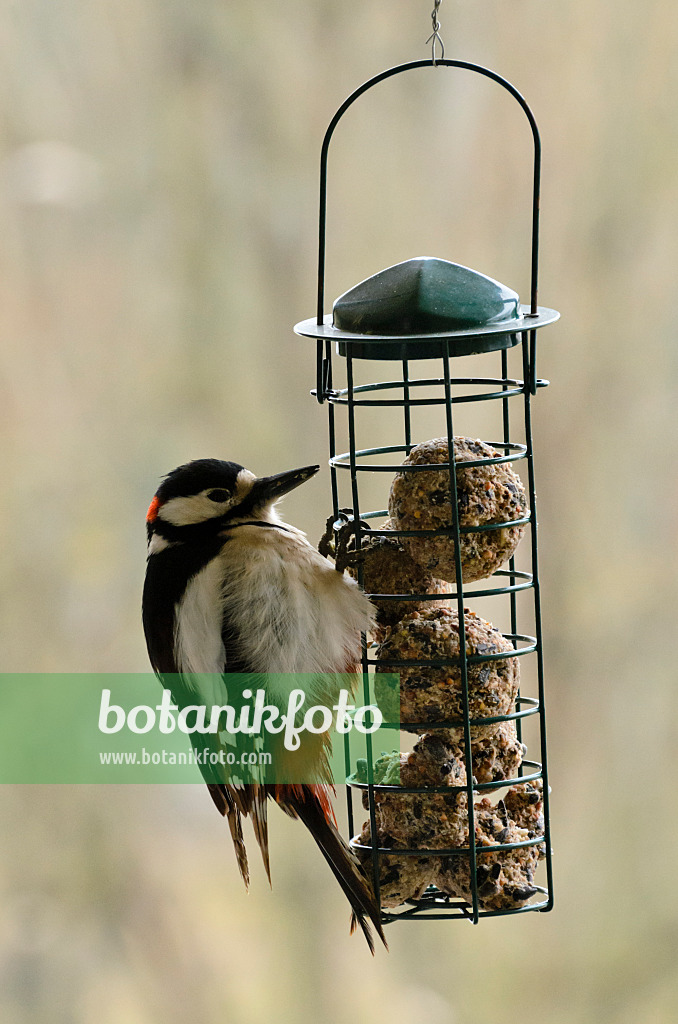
249,465 -> 320,505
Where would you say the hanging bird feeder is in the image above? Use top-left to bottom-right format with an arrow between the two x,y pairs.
295,45 -> 558,925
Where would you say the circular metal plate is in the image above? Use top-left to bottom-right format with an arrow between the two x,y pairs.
294,305 -> 560,343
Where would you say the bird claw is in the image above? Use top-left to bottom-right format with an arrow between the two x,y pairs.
317,510 -> 370,574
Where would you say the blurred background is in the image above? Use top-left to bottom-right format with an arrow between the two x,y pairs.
1,1 -> 677,1021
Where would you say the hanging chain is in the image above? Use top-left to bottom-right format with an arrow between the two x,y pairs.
426,0 -> 445,65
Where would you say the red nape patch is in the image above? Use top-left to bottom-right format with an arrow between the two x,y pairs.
146,495 -> 160,523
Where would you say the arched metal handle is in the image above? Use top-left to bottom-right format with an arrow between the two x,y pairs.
314,60 -> 542,402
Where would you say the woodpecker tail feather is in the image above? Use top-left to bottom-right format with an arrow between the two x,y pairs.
282,787 -> 387,953
249,786 -> 271,884
207,784 -> 250,889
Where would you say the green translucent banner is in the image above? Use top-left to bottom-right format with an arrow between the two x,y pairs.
0,674 -> 401,785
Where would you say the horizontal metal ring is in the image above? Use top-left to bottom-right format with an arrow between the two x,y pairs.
366,569 -> 534,601
373,697 -> 541,731
363,516 -> 532,535
329,388 -> 524,408
326,376 -> 548,407
347,759 -> 543,794
349,833 -> 545,857
330,440 -> 528,472
369,633 -> 538,668
380,891 -> 551,921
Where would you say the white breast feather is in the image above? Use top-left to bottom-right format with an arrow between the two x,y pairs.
173,524 -> 375,690
174,558 -> 227,674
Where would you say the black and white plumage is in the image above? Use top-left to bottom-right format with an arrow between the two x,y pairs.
142,458 -> 386,951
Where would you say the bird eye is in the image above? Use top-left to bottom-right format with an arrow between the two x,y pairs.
207,489 -> 230,503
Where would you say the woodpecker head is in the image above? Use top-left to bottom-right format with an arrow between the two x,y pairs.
146,458 -> 320,545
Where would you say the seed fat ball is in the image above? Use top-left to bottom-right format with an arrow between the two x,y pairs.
375,606 -> 520,736
388,436 -> 528,583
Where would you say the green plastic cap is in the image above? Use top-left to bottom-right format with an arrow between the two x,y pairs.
333,257 -> 520,336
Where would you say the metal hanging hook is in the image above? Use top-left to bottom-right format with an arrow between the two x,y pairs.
426,0 -> 445,65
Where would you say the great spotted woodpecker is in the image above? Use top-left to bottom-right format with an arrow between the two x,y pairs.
142,458 -> 385,950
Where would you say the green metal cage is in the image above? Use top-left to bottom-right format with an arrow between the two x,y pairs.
295,59 -> 558,926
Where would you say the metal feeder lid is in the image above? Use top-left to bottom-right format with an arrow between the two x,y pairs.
333,257 -> 520,335
294,257 -> 559,361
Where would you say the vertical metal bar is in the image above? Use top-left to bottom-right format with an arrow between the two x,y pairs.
315,152 -> 327,407
501,347 -> 518,637
346,351 -> 363,563
501,349 -> 511,441
317,140 -> 328,328
402,359 -> 412,451
316,122 -> 329,406
316,341 -> 324,404
330,346 -> 351,832
442,341 -> 479,924
521,335 -> 554,911
529,329 -> 538,395
326,341 -> 339,519
346,349 -> 382,910
344,731 -> 355,839
502,348 -> 521,759
530,147 -> 541,315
